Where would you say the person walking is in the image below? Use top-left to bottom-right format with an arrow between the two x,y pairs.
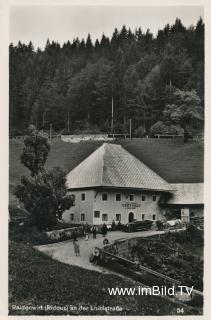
73,238 -> 80,256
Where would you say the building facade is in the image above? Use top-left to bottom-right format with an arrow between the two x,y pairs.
63,188 -> 164,225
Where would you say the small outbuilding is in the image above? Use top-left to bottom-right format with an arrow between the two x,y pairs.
161,183 -> 204,224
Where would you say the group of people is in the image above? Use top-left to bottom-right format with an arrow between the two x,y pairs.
72,222 -> 110,257
111,219 -> 122,230
83,222 -> 108,240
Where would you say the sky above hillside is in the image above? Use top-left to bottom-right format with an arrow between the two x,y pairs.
10,5 -> 203,49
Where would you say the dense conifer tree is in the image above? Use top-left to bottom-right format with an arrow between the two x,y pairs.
9,18 -> 204,136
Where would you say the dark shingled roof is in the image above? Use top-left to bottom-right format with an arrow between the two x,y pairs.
66,143 -> 172,191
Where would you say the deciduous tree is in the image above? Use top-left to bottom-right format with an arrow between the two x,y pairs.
20,125 -> 50,177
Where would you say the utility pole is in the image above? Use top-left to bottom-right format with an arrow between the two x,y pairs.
50,123 -> 52,141
169,79 -> 172,96
143,108 -> 146,133
111,96 -> 114,134
123,116 -> 126,135
67,112 -> 70,133
129,118 -> 132,140
42,109 -> 47,128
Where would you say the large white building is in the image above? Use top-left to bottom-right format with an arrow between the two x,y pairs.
63,143 -> 203,226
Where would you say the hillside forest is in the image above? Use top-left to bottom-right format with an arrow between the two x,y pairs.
9,18 -> 204,137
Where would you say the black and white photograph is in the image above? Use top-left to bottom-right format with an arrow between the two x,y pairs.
2,0 -> 207,316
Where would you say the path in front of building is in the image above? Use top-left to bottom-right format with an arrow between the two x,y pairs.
35,230 -> 164,274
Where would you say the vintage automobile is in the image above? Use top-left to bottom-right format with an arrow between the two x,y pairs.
164,219 -> 183,230
123,220 -> 153,233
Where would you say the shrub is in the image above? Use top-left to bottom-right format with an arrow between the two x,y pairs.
134,126 -> 146,138
150,121 -> 183,136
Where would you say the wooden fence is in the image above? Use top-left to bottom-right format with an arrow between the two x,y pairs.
97,247 -> 203,298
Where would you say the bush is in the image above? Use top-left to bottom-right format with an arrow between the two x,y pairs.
74,123 -> 101,134
150,121 -> 183,136
134,126 -> 146,138
9,223 -> 49,245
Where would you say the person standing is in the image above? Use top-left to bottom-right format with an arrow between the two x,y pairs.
102,223 -> 107,237
92,225 -> 97,239
73,238 -> 80,256
84,222 -> 89,241
111,219 -> 116,231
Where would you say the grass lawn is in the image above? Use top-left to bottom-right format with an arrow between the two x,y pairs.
9,138 -> 203,206
9,240 -> 201,316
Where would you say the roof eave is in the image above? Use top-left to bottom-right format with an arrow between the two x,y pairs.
67,185 -> 173,192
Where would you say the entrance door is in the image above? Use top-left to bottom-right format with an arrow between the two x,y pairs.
128,212 -> 134,223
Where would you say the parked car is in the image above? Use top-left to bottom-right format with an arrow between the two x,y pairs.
123,220 -> 153,233
164,219 -> 182,230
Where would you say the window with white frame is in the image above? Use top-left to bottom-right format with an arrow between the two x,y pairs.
116,214 -> 121,221
81,213 -> 85,221
94,211 -> 100,218
81,193 -> 86,201
102,193 -> 108,201
115,193 -> 121,201
102,214 -> 108,221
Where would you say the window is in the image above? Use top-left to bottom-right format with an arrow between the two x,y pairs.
116,214 -> 121,221
81,193 -> 85,201
102,214 -> 108,221
153,195 -> 157,202
102,193 -> 108,201
116,193 -> 121,201
129,194 -> 134,201
81,213 -> 85,221
70,213 -> 74,221
142,214 -> 145,220
70,194 -> 75,206
152,214 -> 156,221
94,211 -> 100,218
142,195 -> 146,201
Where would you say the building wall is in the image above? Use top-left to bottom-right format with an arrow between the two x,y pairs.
93,189 -> 163,225
63,188 -> 163,225
62,189 -> 95,224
